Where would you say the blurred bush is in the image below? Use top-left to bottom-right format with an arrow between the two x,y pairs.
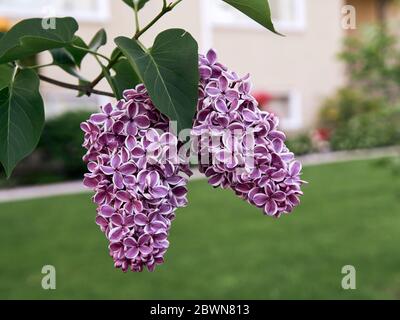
319,88 -> 383,132
0,110 -> 91,188
286,134 -> 314,156
318,25 -> 400,151
330,108 -> 400,151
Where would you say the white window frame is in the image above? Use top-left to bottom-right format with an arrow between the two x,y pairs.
206,0 -> 307,34
267,89 -> 303,131
0,0 -> 110,23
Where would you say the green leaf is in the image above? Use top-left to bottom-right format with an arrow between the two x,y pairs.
89,29 -> 107,52
115,29 -> 199,132
111,58 -> 141,99
50,48 -> 86,80
0,17 -> 78,64
0,32 -> 4,40
67,36 -> 88,67
0,64 -> 13,91
122,0 -> 150,10
222,0 -> 280,35
0,68 -> 45,177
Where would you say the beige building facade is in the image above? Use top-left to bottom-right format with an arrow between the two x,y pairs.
1,0 -> 393,131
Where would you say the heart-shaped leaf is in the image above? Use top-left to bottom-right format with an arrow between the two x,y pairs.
0,64 -> 13,91
0,17 -> 78,64
115,29 -> 199,132
66,36 -> 88,67
122,0 -> 150,10
111,58 -> 141,99
89,29 -> 107,52
50,48 -> 87,80
0,68 -> 45,177
222,0 -> 280,34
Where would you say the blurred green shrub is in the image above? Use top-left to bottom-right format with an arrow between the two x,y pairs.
0,110 -> 91,188
286,134 -> 314,156
319,88 -> 383,132
318,25 -> 400,151
330,108 -> 400,151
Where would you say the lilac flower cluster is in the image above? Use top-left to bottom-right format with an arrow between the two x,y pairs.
192,50 -> 305,217
81,85 -> 191,272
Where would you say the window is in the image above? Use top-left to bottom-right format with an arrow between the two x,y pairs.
259,90 -> 302,130
209,0 -> 306,32
0,0 -> 109,22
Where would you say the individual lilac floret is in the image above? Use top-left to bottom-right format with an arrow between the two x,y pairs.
192,49 -> 305,218
81,84 -> 191,272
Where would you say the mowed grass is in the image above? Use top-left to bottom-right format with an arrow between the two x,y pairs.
0,159 -> 400,299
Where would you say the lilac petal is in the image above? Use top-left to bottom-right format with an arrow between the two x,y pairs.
110,214 -> 123,226
123,237 -> 137,247
111,155 -> 121,169
109,227 -> 124,242
272,138 -> 284,153
207,49 -> 217,64
100,166 -> 114,175
139,245 -> 152,255
103,103 -> 113,114
100,205 -> 115,218
83,176 -> 98,188
134,115 -> 150,128
147,172 -> 159,188
271,169 -> 286,182
289,161 -> 302,176
215,99 -> 229,113
113,172 -> 124,189
90,113 -> 108,123
112,121 -> 124,134
208,174 -> 223,186
119,163 -> 136,175
151,186 -> 169,198
288,194 -> 300,206
219,76 -> 229,91
138,234 -> 151,245
273,191 -> 286,202
124,215 -> 136,227
264,200 -> 278,216
126,122 -> 138,136
172,186 -> 187,197
115,191 -> 131,202
205,86 -> 220,96
225,90 -> 239,101
95,215 -> 108,228
200,65 -> 212,78
132,146 -> 145,158
125,136 -> 137,150
146,128 -> 159,142
125,247 -> 139,259
253,193 -> 268,206
243,109 -> 259,122
134,213 -> 148,226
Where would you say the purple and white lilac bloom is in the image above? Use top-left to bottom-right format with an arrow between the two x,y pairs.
81,85 -> 191,272
192,49 -> 305,217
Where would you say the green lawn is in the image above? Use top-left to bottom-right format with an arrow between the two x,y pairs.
1,159 -> 400,299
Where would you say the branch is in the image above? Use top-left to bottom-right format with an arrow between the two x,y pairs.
38,74 -> 114,97
88,0 -> 183,90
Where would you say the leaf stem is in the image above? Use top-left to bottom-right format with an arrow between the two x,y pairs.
72,45 -> 111,63
38,74 -> 114,97
134,2 -> 140,35
25,63 -> 54,70
88,0 -> 184,91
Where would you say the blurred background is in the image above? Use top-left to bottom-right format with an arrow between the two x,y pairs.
0,0 -> 400,299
